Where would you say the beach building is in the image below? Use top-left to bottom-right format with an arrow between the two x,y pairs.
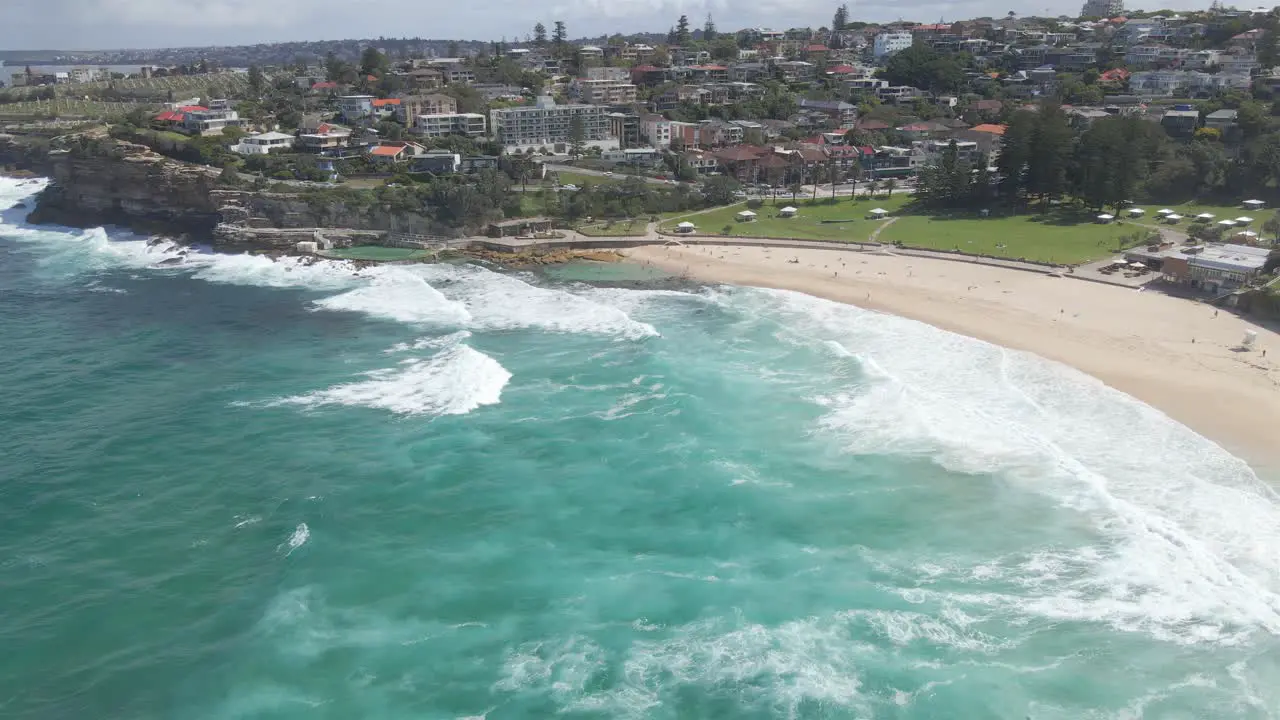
1125,243 -> 1270,294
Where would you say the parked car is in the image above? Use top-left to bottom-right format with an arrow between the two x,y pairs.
561,184 -> 579,191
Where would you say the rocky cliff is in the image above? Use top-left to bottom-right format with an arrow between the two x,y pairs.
11,134 -> 455,249
26,139 -> 224,236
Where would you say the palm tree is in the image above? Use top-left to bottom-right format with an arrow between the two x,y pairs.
811,165 -> 827,201
866,179 -> 880,199
884,178 -> 897,198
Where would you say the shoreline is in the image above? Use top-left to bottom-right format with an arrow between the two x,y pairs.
626,243 -> 1280,475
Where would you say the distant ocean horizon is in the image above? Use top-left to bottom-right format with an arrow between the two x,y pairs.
3,175 -> 1280,719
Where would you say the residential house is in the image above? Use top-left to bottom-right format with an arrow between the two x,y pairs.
688,65 -> 731,83
406,68 -> 444,90
371,98 -> 401,117
776,61 -> 816,82
337,95 -> 376,122
791,99 -> 855,131
923,139 -> 983,165
630,65 -> 670,87
296,123 -> 353,154
409,150 -> 461,174
231,131 -> 296,155
868,145 -> 925,177
1204,108 -> 1241,141
1160,107 -> 1200,137
897,121 -> 952,140
586,67 -> 630,82
578,45 -> 605,62
607,112 -> 641,148
368,141 -> 428,163
698,119 -> 744,147
640,114 -> 673,147
682,149 -> 721,173
182,108 -> 244,135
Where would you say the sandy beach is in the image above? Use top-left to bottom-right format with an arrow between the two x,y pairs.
626,243 -> 1280,472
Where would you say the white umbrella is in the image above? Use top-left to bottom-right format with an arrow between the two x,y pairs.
1129,261 -> 1146,268
1243,199 -> 1265,208
870,207 -> 888,214
1127,208 -> 1145,216
1156,208 -> 1174,215
1165,214 -> 1182,221
779,206 -> 797,213
1235,216 -> 1253,224
1217,219 -> 1236,227
1196,213 -> 1215,219
1097,214 -> 1114,221
737,210 -> 757,218
677,221 -> 695,229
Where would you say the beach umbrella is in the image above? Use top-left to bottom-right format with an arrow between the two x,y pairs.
1165,214 -> 1182,221
1235,216 -> 1253,224
870,208 -> 888,215
1129,261 -> 1146,268
1156,208 -> 1173,215
1097,214 -> 1114,221
1217,219 -> 1236,227
780,206 -> 797,213
1127,208 -> 1145,216
1196,213 -> 1215,220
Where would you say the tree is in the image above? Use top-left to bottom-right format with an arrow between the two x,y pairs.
710,37 -> 739,61
447,41 -> 460,58
552,21 -> 567,51
866,179 -> 879,199
247,64 -> 264,94
883,177 -> 897,198
361,47 -> 389,77
789,182 -> 803,202
676,15 -> 692,45
996,110 -> 1036,200
833,4 -> 849,32
568,114 -> 586,159
376,120 -> 404,141
881,44 -> 963,94
703,175 -> 740,205
534,22 -> 547,46
1026,103 -> 1073,206
703,15 -> 717,42
1263,212 -> 1280,245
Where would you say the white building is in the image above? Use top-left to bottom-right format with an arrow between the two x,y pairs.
182,109 -> 244,135
1130,69 -> 1252,95
489,96 -> 612,149
873,33 -> 914,59
231,131 -> 296,155
413,113 -> 487,138
1081,0 -> 1124,17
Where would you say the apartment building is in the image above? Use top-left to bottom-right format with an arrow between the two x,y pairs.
873,33 -> 914,58
489,96 -> 610,148
575,78 -> 638,105
413,113 -> 487,138
395,94 -> 458,124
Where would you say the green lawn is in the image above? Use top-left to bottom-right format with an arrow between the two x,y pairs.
877,211 -> 1140,264
576,219 -> 649,236
659,196 -> 912,243
322,246 -> 434,261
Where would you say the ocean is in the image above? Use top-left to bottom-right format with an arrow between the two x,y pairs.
2,175 -> 1279,719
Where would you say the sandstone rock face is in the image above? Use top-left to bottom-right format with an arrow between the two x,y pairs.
27,140 -> 223,235
16,136 -> 453,249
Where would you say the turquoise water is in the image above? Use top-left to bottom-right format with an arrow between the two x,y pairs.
3,176 -> 1280,719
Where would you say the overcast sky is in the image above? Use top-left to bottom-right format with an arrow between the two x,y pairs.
2,0 -> 1210,51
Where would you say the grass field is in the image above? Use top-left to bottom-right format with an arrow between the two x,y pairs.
660,196 -> 912,243
322,246 -> 434,261
576,219 -> 649,236
878,213 -> 1138,265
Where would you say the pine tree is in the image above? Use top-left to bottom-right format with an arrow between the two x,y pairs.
833,4 -> 849,33
676,15 -> 692,45
568,114 -> 586,159
1026,103 -> 1073,207
534,23 -> 547,46
996,110 -> 1036,201
552,21 -> 567,48
704,15 -> 717,42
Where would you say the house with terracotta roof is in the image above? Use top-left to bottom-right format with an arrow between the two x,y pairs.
297,123 -> 353,153
897,121 -> 952,140
367,141 -> 427,163
969,123 -> 1007,136
371,98 -> 401,117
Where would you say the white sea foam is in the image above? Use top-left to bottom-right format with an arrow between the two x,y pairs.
724,287 -> 1280,646
316,270 -> 473,325
272,340 -> 511,417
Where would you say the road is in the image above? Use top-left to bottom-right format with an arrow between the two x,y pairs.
541,164 -> 672,186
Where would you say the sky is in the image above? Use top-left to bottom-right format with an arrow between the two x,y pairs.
1,0 -> 1210,51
